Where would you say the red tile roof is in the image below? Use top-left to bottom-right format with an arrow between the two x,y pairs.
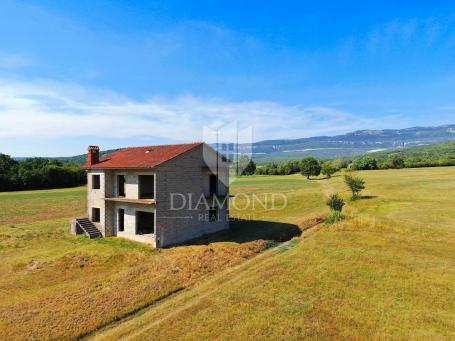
83,142 -> 203,169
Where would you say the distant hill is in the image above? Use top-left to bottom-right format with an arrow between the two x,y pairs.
243,124 -> 455,163
368,140 -> 455,163
11,124 -> 455,165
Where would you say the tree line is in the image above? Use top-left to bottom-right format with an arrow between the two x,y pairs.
235,155 -> 348,178
239,156 -> 348,178
0,154 -> 86,191
236,147 -> 455,177
349,153 -> 455,171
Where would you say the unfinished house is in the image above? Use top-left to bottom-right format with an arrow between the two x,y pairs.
71,143 -> 229,248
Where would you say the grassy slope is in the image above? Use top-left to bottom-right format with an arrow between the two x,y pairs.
91,168 -> 455,341
0,177 -> 326,340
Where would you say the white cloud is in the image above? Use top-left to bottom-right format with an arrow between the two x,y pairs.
0,78 -> 381,143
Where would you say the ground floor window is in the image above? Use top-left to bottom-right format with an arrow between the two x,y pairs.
209,206 -> 218,222
92,207 -> 100,222
118,208 -> 124,232
136,211 -> 154,234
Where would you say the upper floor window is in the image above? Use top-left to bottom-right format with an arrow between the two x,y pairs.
209,174 -> 218,196
139,175 -> 155,199
117,175 -> 125,197
92,175 -> 100,189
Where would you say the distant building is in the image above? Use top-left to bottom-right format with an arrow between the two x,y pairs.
71,143 -> 229,247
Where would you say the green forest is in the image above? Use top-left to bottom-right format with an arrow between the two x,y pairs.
0,154 -> 85,191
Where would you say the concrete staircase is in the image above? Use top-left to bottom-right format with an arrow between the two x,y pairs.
76,218 -> 102,238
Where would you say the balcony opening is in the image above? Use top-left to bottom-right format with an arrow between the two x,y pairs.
117,175 -> 125,197
139,175 -> 155,199
92,174 -> 100,189
209,174 -> 217,196
92,207 -> 100,223
118,208 -> 124,232
136,211 -> 154,234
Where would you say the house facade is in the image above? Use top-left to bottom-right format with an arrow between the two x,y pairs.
75,143 -> 229,247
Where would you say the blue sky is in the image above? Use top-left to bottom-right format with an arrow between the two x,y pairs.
1,1 -> 455,156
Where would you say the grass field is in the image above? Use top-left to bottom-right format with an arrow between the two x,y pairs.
1,168 -> 455,340
0,174 -> 327,340
89,167 -> 455,341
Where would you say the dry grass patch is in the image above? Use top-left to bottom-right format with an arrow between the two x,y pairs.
0,226 -> 270,340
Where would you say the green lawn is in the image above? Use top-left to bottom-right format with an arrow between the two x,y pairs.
90,167 -> 455,341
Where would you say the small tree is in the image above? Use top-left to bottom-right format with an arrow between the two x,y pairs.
243,159 -> 256,175
326,194 -> 345,212
321,162 -> 337,178
237,154 -> 256,175
344,175 -> 365,199
300,157 -> 321,179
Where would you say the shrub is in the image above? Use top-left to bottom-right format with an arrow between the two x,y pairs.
332,159 -> 350,170
321,162 -> 338,178
326,194 -> 345,212
326,211 -> 345,224
254,166 -> 267,175
351,155 -> 378,170
284,160 -> 301,174
300,157 -> 321,179
344,174 -> 366,199
380,154 -> 405,169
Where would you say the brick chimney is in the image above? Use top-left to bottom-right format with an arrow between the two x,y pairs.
87,146 -> 100,165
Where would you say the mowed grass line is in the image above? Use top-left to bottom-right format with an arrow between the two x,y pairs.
91,167 -> 455,340
0,175 -> 326,340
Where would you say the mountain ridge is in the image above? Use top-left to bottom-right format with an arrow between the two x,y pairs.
234,124 -> 455,162
10,124 -> 455,164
